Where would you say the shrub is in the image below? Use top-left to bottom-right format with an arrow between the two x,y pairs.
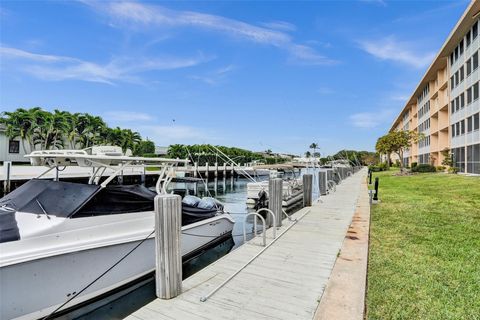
448,167 -> 460,174
436,166 -> 446,171
369,162 -> 389,172
411,164 -> 436,173
411,162 -> 418,168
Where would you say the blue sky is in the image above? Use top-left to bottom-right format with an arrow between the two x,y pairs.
0,0 -> 470,156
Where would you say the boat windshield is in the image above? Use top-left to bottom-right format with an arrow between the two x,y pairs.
0,179 -> 100,218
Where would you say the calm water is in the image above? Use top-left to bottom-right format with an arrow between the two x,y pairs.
65,169 -> 321,319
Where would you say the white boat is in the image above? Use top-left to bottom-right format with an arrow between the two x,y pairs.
0,147 -> 234,320
234,167 -> 270,178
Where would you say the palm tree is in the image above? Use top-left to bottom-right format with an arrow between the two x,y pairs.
305,151 -> 311,158
0,108 -> 38,153
309,143 -> 319,158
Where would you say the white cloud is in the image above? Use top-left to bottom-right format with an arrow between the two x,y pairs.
358,36 -> 435,68
1,46 -> 211,84
104,111 -> 154,122
260,21 -> 297,32
83,1 -> 336,66
189,64 -> 236,85
349,109 -> 395,128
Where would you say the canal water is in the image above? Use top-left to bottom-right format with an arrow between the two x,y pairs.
64,169 -> 320,319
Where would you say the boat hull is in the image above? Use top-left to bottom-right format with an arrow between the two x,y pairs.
0,215 -> 234,320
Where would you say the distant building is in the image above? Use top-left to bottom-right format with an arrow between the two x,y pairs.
0,124 -> 31,163
389,1 -> 480,173
155,146 -> 169,156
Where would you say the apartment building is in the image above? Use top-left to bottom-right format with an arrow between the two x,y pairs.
390,0 -> 480,174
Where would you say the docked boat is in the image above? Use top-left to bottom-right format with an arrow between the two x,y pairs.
246,178 -> 303,209
0,147 -> 234,320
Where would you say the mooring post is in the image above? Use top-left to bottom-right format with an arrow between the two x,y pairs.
141,166 -> 146,186
205,162 -> 209,179
373,177 -> 379,201
268,178 -> 283,228
319,170 -> 327,196
3,161 -> 12,195
303,174 -> 313,207
214,162 -> 218,178
230,163 -> 235,178
55,167 -> 59,181
223,163 -> 227,177
193,162 -> 198,178
368,170 -> 372,184
154,194 -> 182,299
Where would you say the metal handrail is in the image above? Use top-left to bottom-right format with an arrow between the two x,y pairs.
255,208 -> 276,239
243,212 -> 266,246
327,180 -> 337,192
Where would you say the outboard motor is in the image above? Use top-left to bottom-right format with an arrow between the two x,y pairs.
254,190 -> 268,210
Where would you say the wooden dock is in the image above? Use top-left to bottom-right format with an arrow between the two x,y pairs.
125,168 -> 367,320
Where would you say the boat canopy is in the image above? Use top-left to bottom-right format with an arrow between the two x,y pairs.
0,179 -> 100,218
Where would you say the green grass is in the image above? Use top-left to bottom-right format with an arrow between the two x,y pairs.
366,170 -> 480,320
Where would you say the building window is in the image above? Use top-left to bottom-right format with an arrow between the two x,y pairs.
474,113 -> 480,130
473,20 -> 478,40
8,140 -> 20,154
467,58 -> 472,75
461,120 -> 465,135
459,39 -> 464,55
473,51 -> 479,70
453,147 -> 465,172
474,82 -> 480,101
466,144 -> 480,174
467,30 -> 472,47
461,93 -> 465,108
460,65 -> 465,82
467,116 -> 473,132
467,87 -> 473,104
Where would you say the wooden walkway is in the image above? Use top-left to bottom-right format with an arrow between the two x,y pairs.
126,169 -> 367,320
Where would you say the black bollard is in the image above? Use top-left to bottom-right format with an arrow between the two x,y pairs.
373,177 -> 379,201
369,170 -> 372,185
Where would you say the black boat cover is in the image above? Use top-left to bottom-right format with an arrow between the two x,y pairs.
74,184 -> 157,217
0,179 -> 100,218
0,179 -> 100,243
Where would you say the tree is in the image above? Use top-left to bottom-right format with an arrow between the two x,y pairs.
0,108 -> 38,153
305,151 -> 311,158
376,130 -> 423,172
441,148 -> 453,167
309,143 -> 319,158
134,140 -> 155,156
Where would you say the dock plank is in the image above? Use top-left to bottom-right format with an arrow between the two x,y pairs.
125,168 -> 367,320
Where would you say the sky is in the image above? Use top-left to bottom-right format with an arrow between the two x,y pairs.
0,0 -> 471,156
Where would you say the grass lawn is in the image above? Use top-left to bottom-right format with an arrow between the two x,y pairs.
366,170 -> 480,320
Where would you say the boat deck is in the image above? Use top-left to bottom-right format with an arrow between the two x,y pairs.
125,168 -> 367,320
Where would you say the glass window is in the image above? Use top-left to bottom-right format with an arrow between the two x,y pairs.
467,116 -> 473,132
461,120 -> 465,134
475,82 -> 480,100
450,76 -> 454,90
467,30 -> 472,47
8,140 -> 20,153
467,87 -> 473,103
460,39 -> 464,55
460,66 -> 464,81
473,21 -> 478,40
461,93 -> 465,108
473,52 -> 478,70
474,113 -> 480,130
455,47 -> 459,60
455,71 -> 459,86
456,122 -> 460,136
450,52 -> 454,65
467,58 -> 472,75
451,100 -> 455,114
452,125 -> 456,137
456,96 -> 460,112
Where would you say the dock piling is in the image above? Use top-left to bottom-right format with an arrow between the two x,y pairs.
303,174 -> 313,207
205,162 -> 209,179
154,194 -> 182,299
3,161 -> 12,195
194,162 -> 198,178
319,170 -> 327,196
268,178 -> 283,227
